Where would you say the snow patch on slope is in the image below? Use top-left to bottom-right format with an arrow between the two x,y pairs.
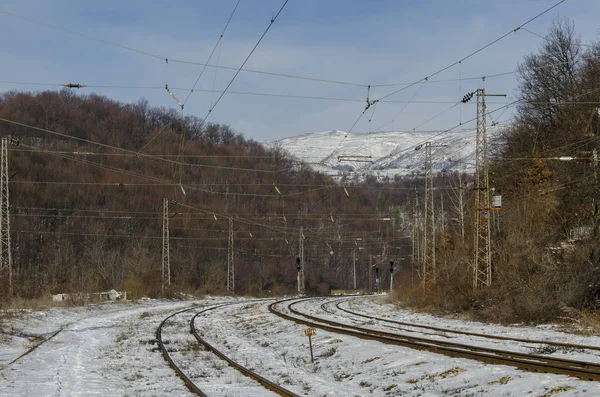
266,129 -> 495,179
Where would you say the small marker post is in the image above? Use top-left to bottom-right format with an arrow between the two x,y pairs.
302,327 -> 316,362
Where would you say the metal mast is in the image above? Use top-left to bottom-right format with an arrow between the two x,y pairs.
411,190 -> 421,285
423,142 -> 436,285
473,89 -> 491,289
227,218 -> 234,293
298,227 -> 305,295
0,137 -> 11,293
162,198 -> 170,291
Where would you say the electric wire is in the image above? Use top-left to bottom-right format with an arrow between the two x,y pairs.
204,0 -> 289,121
182,0 -> 241,108
375,0 -> 567,103
0,9 -> 368,88
0,116 -> 282,173
320,1 -> 566,170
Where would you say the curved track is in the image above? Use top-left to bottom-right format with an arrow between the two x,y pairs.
329,297 -> 600,352
157,302 -> 299,397
269,297 -> 600,381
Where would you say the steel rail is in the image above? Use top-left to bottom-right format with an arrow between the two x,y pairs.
269,297 -> 600,381
329,297 -> 600,353
156,305 -> 213,397
191,304 -> 300,397
157,300 -> 298,397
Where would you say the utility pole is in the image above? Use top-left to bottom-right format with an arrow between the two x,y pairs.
162,198 -> 170,292
411,190 -> 421,286
0,137 -> 12,294
227,218 -> 234,293
423,142 -> 435,286
353,249 -> 357,290
473,88 -> 505,289
389,261 -> 395,292
368,255 -> 373,293
298,227 -> 305,295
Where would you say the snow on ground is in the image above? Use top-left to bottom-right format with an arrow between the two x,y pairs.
0,297 -> 225,396
198,297 -> 600,396
309,296 -> 600,364
340,296 -> 600,358
2,295 -> 600,396
161,300 -> 281,397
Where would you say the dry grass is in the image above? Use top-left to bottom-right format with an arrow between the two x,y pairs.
0,297 -> 73,313
538,386 -> 574,397
488,376 -> 511,385
559,305 -> 600,336
362,356 -> 381,364
425,367 -> 466,381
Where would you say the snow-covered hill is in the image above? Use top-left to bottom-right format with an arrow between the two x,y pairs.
266,129 -> 488,179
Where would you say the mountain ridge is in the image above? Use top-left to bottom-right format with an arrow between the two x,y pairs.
266,129 -> 491,178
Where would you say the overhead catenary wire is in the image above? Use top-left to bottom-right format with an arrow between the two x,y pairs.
375,0 -> 567,102
0,116 -> 283,173
0,8 -> 369,88
204,0 -> 289,121
182,0 -> 241,108
320,0 -> 567,169
2,4 -> 596,101
375,81 -> 427,132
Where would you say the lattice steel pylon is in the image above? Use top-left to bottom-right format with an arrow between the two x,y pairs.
411,190 -> 422,284
298,227 -> 305,295
423,142 -> 436,286
227,218 -> 234,293
162,198 -> 170,291
0,137 -> 12,294
473,89 -> 492,289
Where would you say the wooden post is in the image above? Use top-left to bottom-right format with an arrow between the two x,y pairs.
303,327 -> 316,362
368,255 -> 373,293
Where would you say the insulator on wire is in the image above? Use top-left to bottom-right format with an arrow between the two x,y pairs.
165,84 -> 183,109
461,92 -> 474,103
64,83 -> 86,89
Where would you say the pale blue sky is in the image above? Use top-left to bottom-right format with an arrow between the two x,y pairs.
0,0 -> 599,141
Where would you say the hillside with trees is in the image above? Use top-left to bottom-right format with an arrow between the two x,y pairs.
0,90 -> 416,301
408,20 -> 600,323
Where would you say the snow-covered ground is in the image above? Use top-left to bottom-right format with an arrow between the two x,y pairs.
265,129 -> 494,179
2,295 -> 600,396
0,298 -> 225,396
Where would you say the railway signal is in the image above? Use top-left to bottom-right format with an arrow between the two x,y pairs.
296,257 -> 301,272
390,261 -> 395,292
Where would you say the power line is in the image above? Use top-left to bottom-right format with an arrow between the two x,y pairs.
376,0 -> 567,103
0,117 -> 282,173
0,9 -> 368,88
205,0 -> 289,121
319,1 -> 566,170
182,0 -> 241,108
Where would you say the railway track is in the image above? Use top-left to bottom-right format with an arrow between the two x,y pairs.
157,301 -> 299,397
328,297 -> 600,353
269,297 -> 600,381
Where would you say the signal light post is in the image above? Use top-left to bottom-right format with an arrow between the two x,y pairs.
297,227 -> 305,295
389,261 -> 395,292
